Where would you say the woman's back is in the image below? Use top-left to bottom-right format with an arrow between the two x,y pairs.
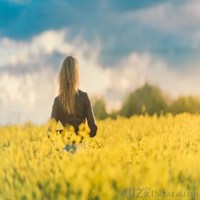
51,89 -> 97,137
50,56 -> 97,137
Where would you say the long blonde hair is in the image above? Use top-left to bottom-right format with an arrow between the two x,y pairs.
58,56 -> 79,114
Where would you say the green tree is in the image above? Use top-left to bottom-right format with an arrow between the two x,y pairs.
120,83 -> 168,117
92,98 -> 108,120
170,96 -> 200,114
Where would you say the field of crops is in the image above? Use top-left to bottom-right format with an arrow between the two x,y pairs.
0,113 -> 200,200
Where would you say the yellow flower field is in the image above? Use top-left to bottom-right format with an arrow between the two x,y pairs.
0,113 -> 200,200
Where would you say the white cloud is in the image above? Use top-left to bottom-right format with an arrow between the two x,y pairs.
0,69 -> 57,124
105,52 -> 200,111
105,53 -> 161,110
0,29 -> 200,124
123,1 -> 200,36
0,30 -> 71,67
0,29 -> 109,124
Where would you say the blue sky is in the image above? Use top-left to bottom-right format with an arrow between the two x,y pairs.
1,0 -> 198,66
1,0 -> 200,124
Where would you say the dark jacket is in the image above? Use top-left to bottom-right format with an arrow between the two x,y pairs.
50,89 -> 97,137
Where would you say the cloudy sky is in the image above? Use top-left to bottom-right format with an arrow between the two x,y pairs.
1,0 -> 200,124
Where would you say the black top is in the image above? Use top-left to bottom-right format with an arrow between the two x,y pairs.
50,89 -> 97,137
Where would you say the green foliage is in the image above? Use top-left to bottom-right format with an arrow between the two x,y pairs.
92,83 -> 200,117
120,83 -> 168,117
170,96 -> 200,114
92,98 -> 108,120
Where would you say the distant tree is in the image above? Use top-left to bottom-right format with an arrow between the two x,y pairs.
170,96 -> 200,114
92,98 -> 108,120
120,83 -> 168,117
109,109 -> 119,119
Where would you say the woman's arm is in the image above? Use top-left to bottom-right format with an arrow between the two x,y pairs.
51,97 -> 59,121
47,97 -> 59,137
85,93 -> 97,137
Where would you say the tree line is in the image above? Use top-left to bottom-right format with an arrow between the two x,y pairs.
92,83 -> 200,119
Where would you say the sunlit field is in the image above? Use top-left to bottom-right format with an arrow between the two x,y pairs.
0,114 -> 200,200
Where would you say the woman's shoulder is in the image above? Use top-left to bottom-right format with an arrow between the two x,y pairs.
78,89 -> 88,97
77,89 -> 90,101
53,95 -> 61,104
54,95 -> 60,100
